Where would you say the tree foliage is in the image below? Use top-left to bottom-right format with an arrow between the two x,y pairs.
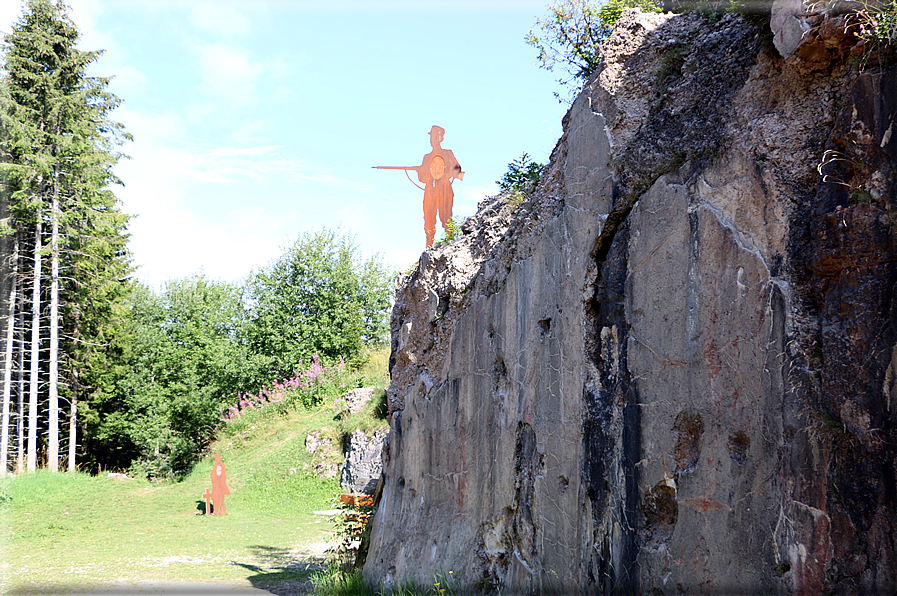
526,0 -> 662,98
84,278 -> 249,478
497,153 -> 546,194
245,229 -> 393,383
84,231 -> 394,479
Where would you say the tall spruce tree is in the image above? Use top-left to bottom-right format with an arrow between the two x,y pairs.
1,0 -> 131,472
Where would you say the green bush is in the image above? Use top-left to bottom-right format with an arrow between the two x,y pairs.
245,229 -> 394,381
84,278 -> 250,479
310,564 -> 369,596
526,0 -> 662,98
497,152 -> 545,194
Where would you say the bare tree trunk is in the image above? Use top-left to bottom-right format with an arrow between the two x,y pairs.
1,193 -> 11,473
68,365 -> 77,473
16,241 -> 25,474
27,218 -> 41,472
49,172 -> 60,473
1,235 -> 18,473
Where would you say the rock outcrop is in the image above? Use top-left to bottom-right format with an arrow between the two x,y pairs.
338,387 -> 377,415
340,429 -> 387,494
305,429 -> 340,479
364,7 -> 896,594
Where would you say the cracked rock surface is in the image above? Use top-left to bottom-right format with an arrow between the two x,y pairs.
364,8 -> 897,594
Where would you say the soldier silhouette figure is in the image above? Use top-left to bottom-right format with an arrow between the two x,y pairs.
374,126 -> 464,248
210,453 -> 230,516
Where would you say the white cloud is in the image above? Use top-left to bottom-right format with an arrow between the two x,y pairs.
382,246 -> 422,272
232,119 -> 274,144
118,105 -> 366,193
126,193 -> 288,289
68,0 -> 113,53
111,104 -> 387,287
189,2 -> 250,36
183,103 -> 218,126
0,0 -> 25,35
193,43 -> 258,105
188,42 -> 293,110
108,63 -> 148,97
336,203 -> 371,236
59,1 -> 151,99
206,145 -> 280,158
117,107 -> 184,144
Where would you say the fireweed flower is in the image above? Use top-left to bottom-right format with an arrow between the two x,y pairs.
221,355 -> 352,424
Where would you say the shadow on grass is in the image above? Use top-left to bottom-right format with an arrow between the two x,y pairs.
9,545 -> 326,596
239,544 -> 326,596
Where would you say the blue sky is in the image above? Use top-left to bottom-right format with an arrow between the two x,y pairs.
2,1 -> 570,289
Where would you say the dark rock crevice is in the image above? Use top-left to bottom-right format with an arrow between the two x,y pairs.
582,213 -> 639,594
789,62 -> 897,593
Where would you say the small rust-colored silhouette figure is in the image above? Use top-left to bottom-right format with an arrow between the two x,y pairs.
374,125 -> 464,249
209,453 -> 230,516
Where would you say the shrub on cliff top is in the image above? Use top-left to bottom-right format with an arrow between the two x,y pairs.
526,0 -> 662,99
498,152 -> 546,194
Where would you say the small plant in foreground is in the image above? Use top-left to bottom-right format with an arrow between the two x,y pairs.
845,0 -> 897,46
309,566 -> 463,596
310,562 -> 369,596
434,217 -> 466,247
382,571 -> 462,596
327,493 -> 375,572
444,217 -> 464,242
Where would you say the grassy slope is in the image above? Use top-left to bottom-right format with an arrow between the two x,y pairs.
1,395 -> 388,595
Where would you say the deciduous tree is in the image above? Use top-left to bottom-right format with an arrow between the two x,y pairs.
245,229 -> 393,382
84,278 -> 248,478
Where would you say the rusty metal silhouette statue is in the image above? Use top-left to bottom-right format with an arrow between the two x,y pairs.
207,453 -> 230,516
374,125 -> 464,249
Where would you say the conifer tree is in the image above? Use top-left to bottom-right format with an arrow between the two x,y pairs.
1,0 -> 131,472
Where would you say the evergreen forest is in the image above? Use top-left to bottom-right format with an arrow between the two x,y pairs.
0,0 -> 395,480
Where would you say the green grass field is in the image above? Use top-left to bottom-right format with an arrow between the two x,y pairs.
0,392 -> 390,595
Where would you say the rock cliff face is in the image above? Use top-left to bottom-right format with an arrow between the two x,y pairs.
341,429 -> 387,494
364,7 -> 897,594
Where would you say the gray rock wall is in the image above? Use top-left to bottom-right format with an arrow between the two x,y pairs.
364,8 -> 897,594
340,429 -> 387,494
365,99 -> 612,591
